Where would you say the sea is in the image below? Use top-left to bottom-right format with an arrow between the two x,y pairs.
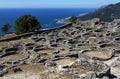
0,8 -> 95,35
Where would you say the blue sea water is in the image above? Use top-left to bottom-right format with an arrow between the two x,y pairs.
0,8 -> 95,35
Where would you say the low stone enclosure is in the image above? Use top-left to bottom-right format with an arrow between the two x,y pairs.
0,18 -> 120,79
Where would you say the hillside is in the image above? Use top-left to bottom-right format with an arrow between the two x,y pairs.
79,2 -> 120,22
0,19 -> 120,79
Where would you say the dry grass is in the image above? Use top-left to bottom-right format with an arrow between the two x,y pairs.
1,73 -> 75,79
5,64 -> 65,79
55,58 -> 76,66
17,38 -> 31,44
101,31 -> 108,36
58,45 -> 69,54
0,33 -> 17,40
3,73 -> 41,79
0,42 -> 13,49
83,50 -> 109,58
59,48 -> 68,54
39,49 -> 54,54
2,54 -> 25,60
103,46 -> 120,57
88,37 -> 98,44
16,64 -> 46,73
0,38 -> 31,50
20,64 -> 46,73
104,46 -> 120,50
115,53 -> 120,57
0,39 -> 30,49
104,57 -> 119,66
72,67 -> 88,74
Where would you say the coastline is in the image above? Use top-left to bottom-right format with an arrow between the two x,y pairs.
0,13 -> 86,38
57,13 -> 88,24
0,8 -> 95,35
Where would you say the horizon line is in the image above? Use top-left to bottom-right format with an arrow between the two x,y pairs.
0,7 -> 99,9
0,7 -> 97,9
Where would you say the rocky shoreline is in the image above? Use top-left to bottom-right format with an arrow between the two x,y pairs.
0,18 -> 120,79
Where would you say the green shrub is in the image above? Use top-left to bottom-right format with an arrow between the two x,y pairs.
69,16 -> 77,23
1,23 -> 11,34
14,14 -> 41,34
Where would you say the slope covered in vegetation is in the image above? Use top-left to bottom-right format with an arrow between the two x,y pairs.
79,2 -> 120,22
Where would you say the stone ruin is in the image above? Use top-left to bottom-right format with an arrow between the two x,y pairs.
0,18 -> 120,78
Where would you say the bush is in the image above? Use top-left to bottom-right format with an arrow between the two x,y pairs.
1,23 -> 11,34
69,16 -> 77,23
14,14 -> 41,34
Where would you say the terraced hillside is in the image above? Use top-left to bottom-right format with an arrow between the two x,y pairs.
0,18 -> 120,79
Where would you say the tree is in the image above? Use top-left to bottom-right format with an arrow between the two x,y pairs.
1,23 -> 11,34
14,14 -> 41,34
69,16 -> 77,23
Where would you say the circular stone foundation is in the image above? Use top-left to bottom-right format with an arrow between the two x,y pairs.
2,54 -> 26,60
104,46 -> 120,50
82,50 -> 109,58
99,44 -> 120,50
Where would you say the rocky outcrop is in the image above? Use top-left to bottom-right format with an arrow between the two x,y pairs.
112,58 -> 120,67
85,71 -> 96,79
70,57 -> 111,78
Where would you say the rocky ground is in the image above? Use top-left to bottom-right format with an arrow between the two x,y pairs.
0,18 -> 120,79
